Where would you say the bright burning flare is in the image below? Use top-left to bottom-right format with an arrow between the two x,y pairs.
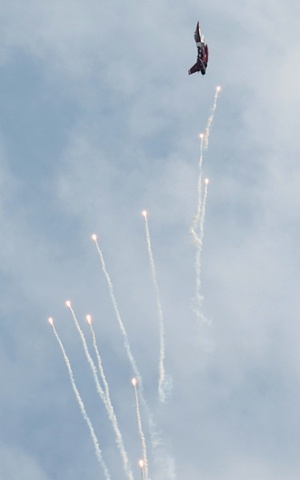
131,378 -> 137,387
48,317 -> 54,326
86,315 -> 92,325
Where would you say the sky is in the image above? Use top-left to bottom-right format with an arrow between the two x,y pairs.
0,1 -> 300,479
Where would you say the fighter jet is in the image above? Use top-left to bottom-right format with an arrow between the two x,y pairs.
188,21 -> 209,76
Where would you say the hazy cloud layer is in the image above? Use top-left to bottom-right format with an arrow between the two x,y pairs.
0,1 -> 299,479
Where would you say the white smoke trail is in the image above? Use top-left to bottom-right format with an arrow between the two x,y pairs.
92,235 -> 141,382
66,303 -> 134,480
190,133 -> 204,244
48,318 -> 111,480
190,86 -> 221,321
190,134 -> 206,319
139,460 -> 146,480
86,313 -> 134,478
86,314 -> 113,412
132,378 -> 148,480
91,235 -> 161,457
142,211 -> 167,404
193,179 -> 209,320
199,179 -> 209,246
203,85 -> 221,150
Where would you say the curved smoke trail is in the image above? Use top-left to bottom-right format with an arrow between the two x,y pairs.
66,302 -> 134,480
49,318 -> 111,480
142,211 -> 168,404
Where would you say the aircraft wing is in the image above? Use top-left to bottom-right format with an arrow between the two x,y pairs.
188,61 -> 201,75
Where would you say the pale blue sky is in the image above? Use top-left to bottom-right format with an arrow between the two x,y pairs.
0,1 -> 300,479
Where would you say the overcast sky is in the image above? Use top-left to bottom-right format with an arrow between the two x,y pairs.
0,1 -> 300,479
